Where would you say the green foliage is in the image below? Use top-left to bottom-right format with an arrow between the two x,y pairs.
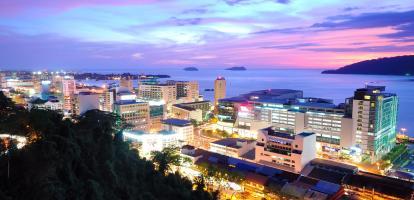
197,162 -> 245,190
0,92 -> 216,200
382,144 -> 407,163
150,146 -> 182,175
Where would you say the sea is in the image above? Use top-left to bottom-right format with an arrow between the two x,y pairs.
78,68 -> 414,137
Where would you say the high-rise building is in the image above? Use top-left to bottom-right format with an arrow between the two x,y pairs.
351,86 -> 398,161
119,76 -> 133,92
166,80 -> 199,102
61,76 -> 76,112
214,76 -> 226,106
114,100 -> 150,131
138,84 -> 176,104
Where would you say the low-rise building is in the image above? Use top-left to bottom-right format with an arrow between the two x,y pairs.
171,104 -> 203,122
209,138 -> 255,158
28,97 -> 63,111
162,118 -> 193,145
123,130 -> 183,158
255,127 -> 316,173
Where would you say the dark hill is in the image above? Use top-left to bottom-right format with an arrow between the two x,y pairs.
322,55 -> 414,76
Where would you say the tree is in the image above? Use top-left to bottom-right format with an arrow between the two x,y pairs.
150,146 -> 182,175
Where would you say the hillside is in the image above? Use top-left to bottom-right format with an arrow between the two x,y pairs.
322,55 -> 414,76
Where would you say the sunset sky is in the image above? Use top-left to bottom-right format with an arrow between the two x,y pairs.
0,0 -> 413,70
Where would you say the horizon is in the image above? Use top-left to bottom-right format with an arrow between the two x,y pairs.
0,0 -> 413,70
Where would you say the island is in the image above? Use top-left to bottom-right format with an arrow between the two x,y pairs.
183,67 -> 199,71
322,55 -> 414,76
225,66 -> 247,71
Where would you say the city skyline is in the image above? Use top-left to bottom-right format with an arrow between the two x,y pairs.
1,0 -> 414,70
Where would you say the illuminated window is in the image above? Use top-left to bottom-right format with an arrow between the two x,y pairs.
364,95 -> 371,100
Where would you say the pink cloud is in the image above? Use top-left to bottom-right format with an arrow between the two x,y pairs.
0,0 -> 158,16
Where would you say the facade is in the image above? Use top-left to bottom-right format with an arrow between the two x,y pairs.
100,89 -> 115,112
254,98 -> 354,154
149,101 -> 165,132
351,86 -> 398,161
209,138 -> 255,158
114,100 -> 150,131
138,84 -> 177,104
255,127 -> 316,173
166,80 -> 199,102
162,118 -> 194,145
214,76 -> 226,106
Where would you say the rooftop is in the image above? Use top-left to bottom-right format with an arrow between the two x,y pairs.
114,100 -> 147,105
172,104 -> 196,111
211,138 -> 255,149
220,89 -> 303,104
262,127 -> 295,139
344,172 -> 414,199
162,118 -> 192,126
310,158 -> 358,174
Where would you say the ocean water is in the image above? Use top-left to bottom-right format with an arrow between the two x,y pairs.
80,69 -> 414,137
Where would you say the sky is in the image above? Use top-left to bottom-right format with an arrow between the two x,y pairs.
0,0 -> 413,70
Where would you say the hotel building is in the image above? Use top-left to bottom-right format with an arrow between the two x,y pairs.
255,127 -> 316,172
114,100 -> 150,131
350,86 -> 398,161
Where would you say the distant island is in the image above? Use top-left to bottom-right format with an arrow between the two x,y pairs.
183,67 -> 199,71
322,55 -> 414,76
225,66 -> 247,71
